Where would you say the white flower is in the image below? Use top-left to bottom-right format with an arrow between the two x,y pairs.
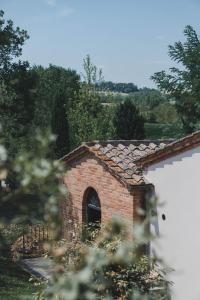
33,159 -> 51,178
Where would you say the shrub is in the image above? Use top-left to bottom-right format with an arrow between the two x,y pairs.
40,219 -> 170,300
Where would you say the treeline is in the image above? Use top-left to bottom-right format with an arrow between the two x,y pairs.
96,81 -> 138,93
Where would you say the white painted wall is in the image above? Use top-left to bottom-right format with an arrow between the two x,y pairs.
144,146 -> 200,300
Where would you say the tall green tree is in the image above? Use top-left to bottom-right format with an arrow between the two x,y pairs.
0,10 -> 36,156
33,65 -> 80,157
113,99 -> 145,140
82,54 -> 103,86
69,55 -> 114,148
69,87 -> 115,147
152,25 -> 200,133
0,64 -> 37,156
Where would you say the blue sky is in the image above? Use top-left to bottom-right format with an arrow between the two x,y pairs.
1,0 -> 200,87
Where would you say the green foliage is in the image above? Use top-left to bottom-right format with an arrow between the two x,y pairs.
99,92 -> 125,103
0,130 -> 65,234
0,10 -> 29,75
0,9 -> 81,158
0,10 -> 36,156
99,88 -> 180,130
0,257 -> 41,300
69,85 -> 115,148
40,218 -> 169,300
152,25 -> 200,133
33,65 -> 80,157
127,88 -> 173,123
0,131 -> 65,298
144,123 -> 184,139
0,64 -> 38,156
69,56 -> 115,148
82,54 -> 103,86
129,88 -> 166,108
0,224 -> 25,257
152,102 -> 180,124
113,99 -> 145,140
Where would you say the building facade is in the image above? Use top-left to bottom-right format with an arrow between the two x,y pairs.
61,131 -> 200,300
61,140 -> 168,239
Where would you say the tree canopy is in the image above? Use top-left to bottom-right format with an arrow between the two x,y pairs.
69,55 -> 115,148
0,10 -> 29,77
0,9 -> 36,155
33,65 -> 80,157
152,25 -> 200,133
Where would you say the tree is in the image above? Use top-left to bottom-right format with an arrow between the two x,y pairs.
82,54 -> 103,86
152,102 -> 180,124
113,99 -> 145,140
0,11 -> 35,156
52,98 -> 70,158
152,25 -> 200,133
127,88 -> 168,122
0,10 -> 29,76
33,65 -> 80,157
69,56 -> 114,148
0,63 -> 37,156
69,87 -> 115,148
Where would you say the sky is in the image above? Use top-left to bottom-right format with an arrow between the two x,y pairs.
1,0 -> 200,87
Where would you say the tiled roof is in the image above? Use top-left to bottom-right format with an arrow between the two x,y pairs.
138,130 -> 200,167
62,139 -> 172,186
87,140 -> 172,185
62,131 -> 200,186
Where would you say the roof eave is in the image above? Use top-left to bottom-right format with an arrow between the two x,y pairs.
137,131 -> 200,168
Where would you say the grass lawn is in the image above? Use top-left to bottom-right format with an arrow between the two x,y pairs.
0,225 -> 44,300
0,257 -> 43,300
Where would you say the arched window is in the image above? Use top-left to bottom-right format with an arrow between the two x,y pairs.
83,188 -> 101,228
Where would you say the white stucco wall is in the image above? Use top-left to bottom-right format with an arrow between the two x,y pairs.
144,146 -> 200,300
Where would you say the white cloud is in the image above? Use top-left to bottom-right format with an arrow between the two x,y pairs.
45,0 -> 57,7
59,7 -> 75,17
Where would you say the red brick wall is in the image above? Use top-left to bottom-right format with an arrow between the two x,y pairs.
61,153 -> 144,239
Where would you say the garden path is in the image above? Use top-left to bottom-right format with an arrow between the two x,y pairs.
17,257 -> 55,280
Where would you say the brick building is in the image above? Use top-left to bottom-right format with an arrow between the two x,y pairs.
61,139 -> 170,237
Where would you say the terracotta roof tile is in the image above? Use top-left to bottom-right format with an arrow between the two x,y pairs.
61,138 -> 174,186
85,139 -> 172,185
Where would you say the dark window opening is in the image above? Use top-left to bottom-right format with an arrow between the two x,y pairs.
85,188 -> 101,230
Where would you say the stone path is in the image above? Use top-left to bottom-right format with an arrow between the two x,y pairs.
17,257 -> 55,280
